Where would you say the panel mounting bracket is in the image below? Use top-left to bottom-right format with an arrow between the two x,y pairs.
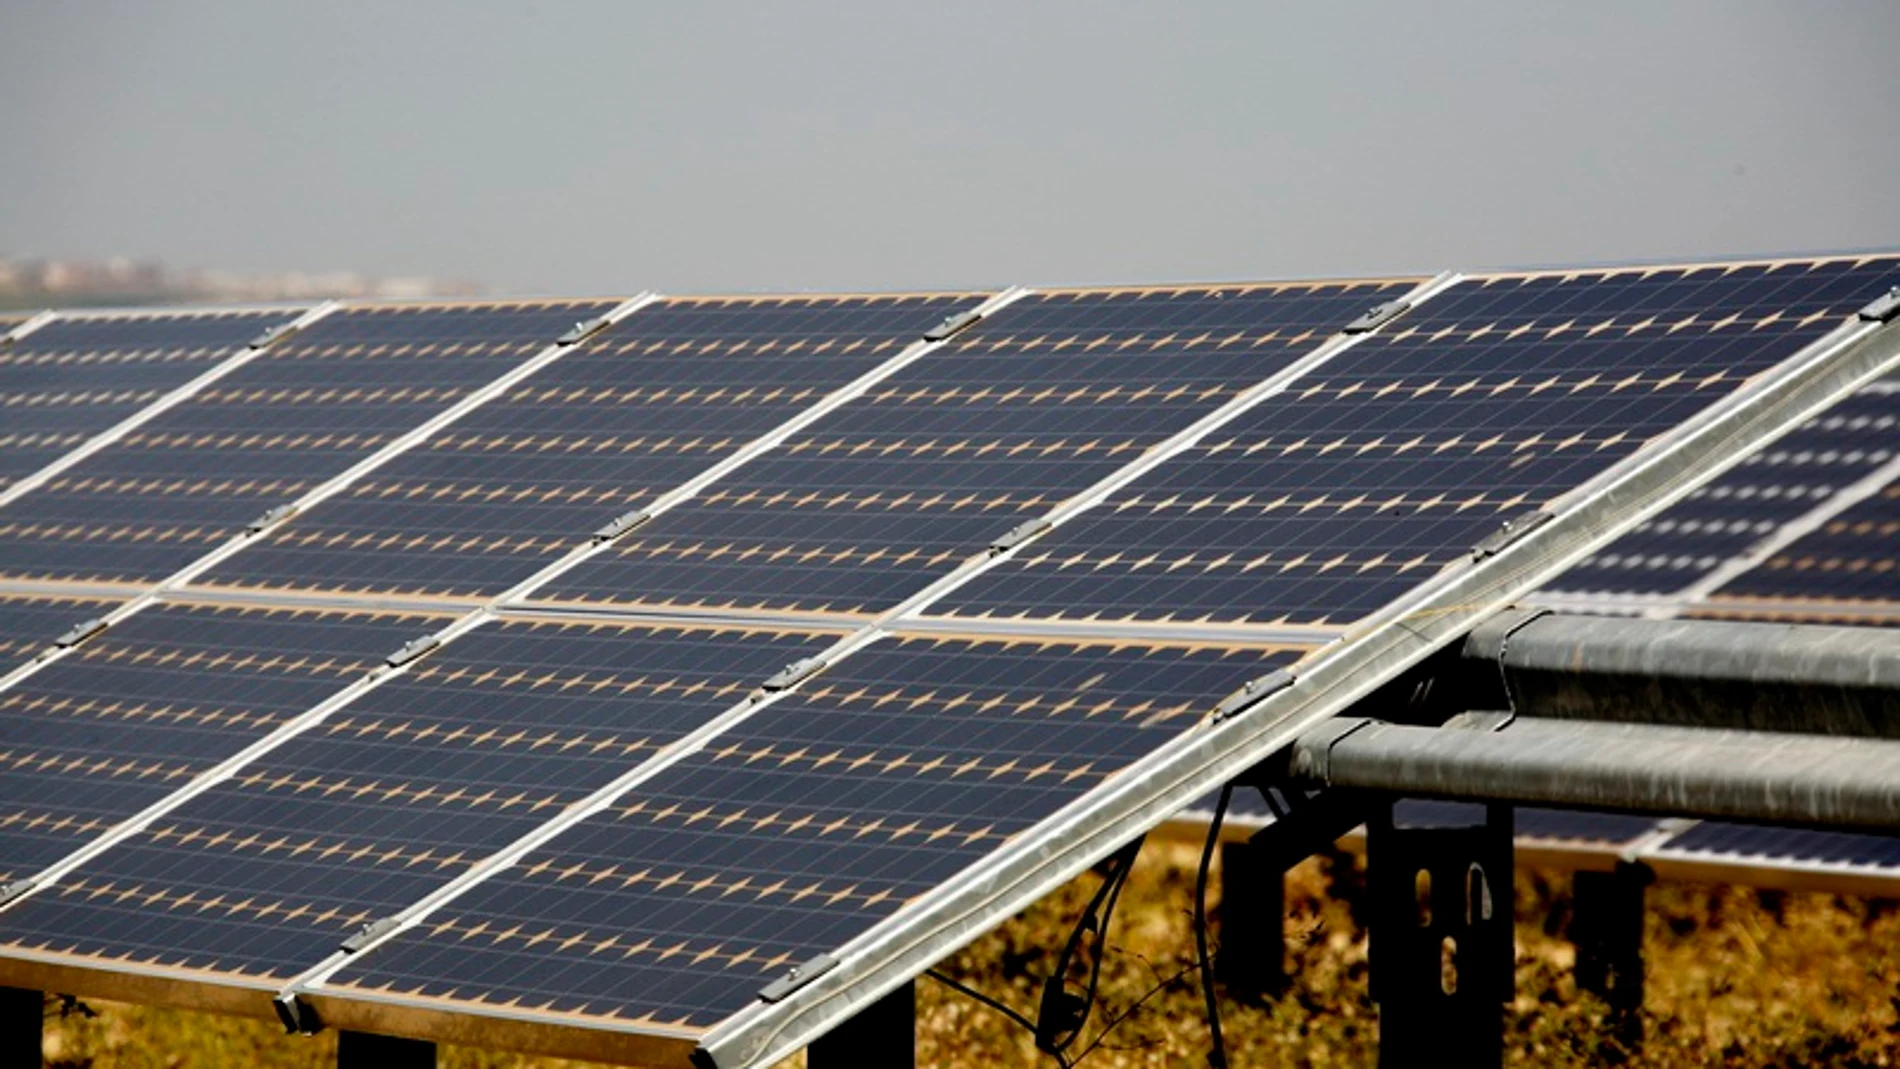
52,618 -> 108,650
758,954 -> 840,1004
1212,667 -> 1296,722
245,503 -> 299,534
556,313 -> 615,346
591,507 -> 653,544
1470,508 -> 1555,560
339,915 -> 403,954
1859,287 -> 1900,324
988,516 -> 1054,554
923,309 -> 982,343
760,656 -> 828,693
247,319 -> 309,350
0,878 -> 38,908
272,991 -> 319,1035
383,635 -> 442,669
1342,299 -> 1413,335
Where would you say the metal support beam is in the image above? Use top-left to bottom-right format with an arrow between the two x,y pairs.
1217,839 -> 1285,1000
1571,862 -> 1648,1047
1291,716 -> 1900,829
0,987 -> 39,1068
1369,801 -> 1513,1069
337,1030 -> 434,1069
807,979 -> 913,1069
1463,611 -> 1900,738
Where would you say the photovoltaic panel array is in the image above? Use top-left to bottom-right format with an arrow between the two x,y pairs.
538,280 -> 1417,617
1644,822 -> 1900,876
933,257 -> 1900,626
0,300 -> 615,587
0,618 -> 835,982
0,593 -> 124,678
324,635 -> 1305,1030
1705,466 -> 1900,619
192,294 -> 983,601
1546,374 -> 1900,600
0,309 -> 300,490
0,603 -> 434,887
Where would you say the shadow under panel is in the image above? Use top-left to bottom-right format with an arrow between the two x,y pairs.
537,279 -> 1417,617
326,633 -> 1306,1031
0,309 -> 302,490
0,618 -> 834,980
195,293 -> 982,600
0,300 -> 615,586
0,603 -> 436,886
933,255 -> 1900,627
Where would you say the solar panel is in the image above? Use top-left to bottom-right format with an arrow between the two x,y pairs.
1545,375 -> 1900,602
1702,470 -> 1900,618
0,300 -> 616,587
535,280 -> 1417,618
0,602 -> 435,887
0,593 -> 125,678
0,617 -> 835,981
1645,821 -> 1900,874
190,294 -> 983,600
931,257 -> 1900,626
318,633 -> 1305,1032
0,309 -> 299,490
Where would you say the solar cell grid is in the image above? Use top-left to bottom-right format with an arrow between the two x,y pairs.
1548,376 -> 1900,598
0,617 -> 833,979
1710,471 -> 1900,610
0,602 -> 433,886
193,293 -> 982,600
537,280 -> 1416,617
0,310 -> 295,490
328,634 -> 1306,1028
935,256 -> 1900,626
0,301 -> 614,587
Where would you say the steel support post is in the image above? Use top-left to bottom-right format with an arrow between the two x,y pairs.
337,1030 -> 434,1069
1218,838 -> 1286,999
0,987 -> 38,1068
808,979 -> 914,1069
1368,801 -> 1514,1069
1571,862 -> 1649,1046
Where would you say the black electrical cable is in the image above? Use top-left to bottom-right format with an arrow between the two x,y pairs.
1036,835 -> 1145,1059
1196,782 -> 1233,1069
924,969 -> 1073,1068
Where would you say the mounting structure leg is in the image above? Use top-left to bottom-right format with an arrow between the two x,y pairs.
0,987 -> 39,1068
337,1030 -> 434,1068
1368,801 -> 1514,1069
808,979 -> 914,1069
1572,862 -> 1648,1046
1217,838 -> 1286,999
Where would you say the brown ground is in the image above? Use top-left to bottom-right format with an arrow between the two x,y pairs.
41,840 -> 1900,1067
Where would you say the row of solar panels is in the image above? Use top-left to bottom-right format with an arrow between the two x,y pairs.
0,255 -> 1895,1063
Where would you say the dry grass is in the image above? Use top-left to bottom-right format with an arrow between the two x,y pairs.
43,840 -> 1900,1067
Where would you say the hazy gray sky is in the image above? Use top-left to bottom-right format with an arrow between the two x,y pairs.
4,2 -> 1898,295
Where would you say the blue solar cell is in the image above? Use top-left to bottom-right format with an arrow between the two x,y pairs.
1549,377 -> 1900,598
327,634 -> 1305,1027
934,257 -> 1900,626
0,603 -> 433,886
0,301 -> 616,586
196,294 -> 982,599
0,618 -> 832,978
1656,821 -> 1900,870
537,280 -> 1416,616
0,310 -> 295,489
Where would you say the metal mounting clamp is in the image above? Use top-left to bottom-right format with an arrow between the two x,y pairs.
1860,287 -> 1900,324
1470,508 -> 1555,560
557,314 -> 614,346
384,635 -> 442,669
988,516 -> 1054,554
52,618 -> 108,650
591,508 -> 652,543
245,503 -> 298,534
339,915 -> 403,953
247,321 -> 302,349
758,954 -> 839,1003
760,656 -> 828,693
923,309 -> 982,342
0,878 -> 38,908
1212,667 -> 1296,722
1342,299 -> 1413,335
